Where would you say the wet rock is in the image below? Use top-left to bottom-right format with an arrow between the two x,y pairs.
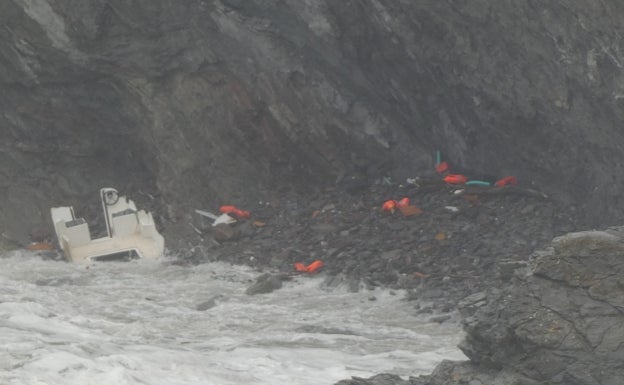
341,225 -> 624,385
237,221 -> 256,238
429,228 -> 624,385
245,273 -> 284,295
322,273 -> 361,293
550,230 -> 624,257
496,259 -> 528,281
335,373 -> 409,385
35,250 -> 64,261
428,314 -> 452,324
310,223 -> 339,234
386,222 -> 405,232
211,223 -> 240,243
35,277 -> 74,286
196,295 -> 224,311
457,292 -> 487,314
0,234 -> 22,253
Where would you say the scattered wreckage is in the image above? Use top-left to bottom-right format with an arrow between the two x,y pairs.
50,188 -> 165,263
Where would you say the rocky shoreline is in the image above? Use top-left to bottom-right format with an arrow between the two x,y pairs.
159,176 -> 624,384
23,174 -> 621,384
4,1 -> 624,384
336,228 -> 624,385
173,176 -> 581,310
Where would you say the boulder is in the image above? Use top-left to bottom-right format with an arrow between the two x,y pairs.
342,226 -> 624,385
212,223 -> 240,243
426,227 -> 624,385
245,273 -> 284,295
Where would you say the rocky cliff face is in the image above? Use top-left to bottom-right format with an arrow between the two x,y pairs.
2,1 -> 624,242
453,229 -> 624,384
3,2 -> 624,384
338,228 -> 624,384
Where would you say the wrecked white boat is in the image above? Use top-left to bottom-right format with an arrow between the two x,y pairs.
51,188 -> 165,263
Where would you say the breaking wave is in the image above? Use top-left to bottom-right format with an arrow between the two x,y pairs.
0,251 -> 465,385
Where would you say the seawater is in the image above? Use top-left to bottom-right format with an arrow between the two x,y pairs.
0,251 -> 465,385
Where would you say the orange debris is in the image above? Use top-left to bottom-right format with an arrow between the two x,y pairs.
435,161 -> 449,174
294,262 -> 308,272
495,176 -> 518,187
219,205 -> 251,219
381,200 -> 397,213
443,174 -> 468,185
396,197 -> 410,208
382,198 -> 412,213
294,260 -> 324,274
306,260 -> 324,273
26,242 -> 54,251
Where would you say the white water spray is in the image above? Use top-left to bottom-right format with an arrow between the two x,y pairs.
0,251 -> 465,385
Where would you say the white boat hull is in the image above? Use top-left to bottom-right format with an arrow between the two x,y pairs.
51,188 -> 165,263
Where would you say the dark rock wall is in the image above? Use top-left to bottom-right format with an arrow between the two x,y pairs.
2,0 -> 624,244
444,229 -> 624,384
340,229 -> 624,384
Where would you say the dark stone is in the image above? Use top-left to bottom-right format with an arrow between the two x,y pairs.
428,314 -> 452,324
335,373 -> 410,385
245,273 -> 284,295
196,295 -> 224,311
211,223 -> 240,243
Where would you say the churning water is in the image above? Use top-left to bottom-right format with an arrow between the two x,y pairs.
0,251 -> 465,385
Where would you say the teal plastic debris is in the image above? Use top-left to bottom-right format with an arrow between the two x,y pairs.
465,180 -> 491,186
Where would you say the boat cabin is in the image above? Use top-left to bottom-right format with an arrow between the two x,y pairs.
51,188 -> 165,263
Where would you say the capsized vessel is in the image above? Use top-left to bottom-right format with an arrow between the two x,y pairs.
51,188 -> 165,262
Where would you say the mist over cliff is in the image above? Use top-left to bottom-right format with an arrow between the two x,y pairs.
2,0 -> 624,245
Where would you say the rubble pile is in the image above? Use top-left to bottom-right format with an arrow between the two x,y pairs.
181,176 -> 580,312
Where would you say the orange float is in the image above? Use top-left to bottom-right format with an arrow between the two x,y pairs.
306,260 -> 324,273
396,197 -> 410,208
443,174 -> 468,184
435,161 -> 449,174
382,198 -> 413,214
294,262 -> 308,272
293,260 -> 324,274
219,205 -> 251,219
381,200 -> 397,213
494,176 -> 518,187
